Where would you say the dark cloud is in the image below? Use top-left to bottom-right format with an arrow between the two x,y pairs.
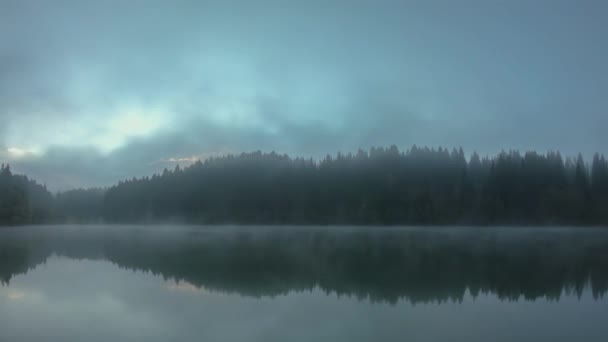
1,0 -> 607,189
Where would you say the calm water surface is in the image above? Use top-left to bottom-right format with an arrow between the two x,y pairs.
1,225 -> 608,341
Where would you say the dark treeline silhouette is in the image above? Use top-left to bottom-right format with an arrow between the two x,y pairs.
1,227 -> 608,303
2,146 -> 608,225
0,164 -> 104,224
104,146 -> 608,225
0,164 -> 54,224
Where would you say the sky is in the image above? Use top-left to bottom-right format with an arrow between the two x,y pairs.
1,0 -> 607,191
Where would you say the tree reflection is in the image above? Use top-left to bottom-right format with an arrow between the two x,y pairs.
1,227 -> 608,303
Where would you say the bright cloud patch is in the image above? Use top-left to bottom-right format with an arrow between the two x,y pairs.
92,108 -> 169,154
6,147 -> 41,158
3,107 -> 170,158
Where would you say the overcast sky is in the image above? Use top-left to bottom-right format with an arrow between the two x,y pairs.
1,0 -> 607,191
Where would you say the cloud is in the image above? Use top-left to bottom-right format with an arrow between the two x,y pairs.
1,0 -> 607,189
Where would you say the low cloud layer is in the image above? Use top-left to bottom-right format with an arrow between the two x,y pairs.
1,0 -> 607,190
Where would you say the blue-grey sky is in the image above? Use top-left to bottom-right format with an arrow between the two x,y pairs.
1,0 -> 607,190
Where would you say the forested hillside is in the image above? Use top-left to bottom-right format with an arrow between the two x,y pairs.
0,164 -> 53,224
0,164 -> 104,225
2,146 -> 608,225
104,146 -> 608,225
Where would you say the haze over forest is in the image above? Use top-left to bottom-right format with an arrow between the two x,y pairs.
1,146 -> 608,225
3,3 -> 608,342
0,4 -> 608,342
1,2 -> 607,225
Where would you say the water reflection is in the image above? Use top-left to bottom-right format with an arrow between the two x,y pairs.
1,226 -> 608,303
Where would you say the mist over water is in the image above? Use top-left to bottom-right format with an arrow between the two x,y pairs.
3,1 -> 608,341
1,225 -> 608,341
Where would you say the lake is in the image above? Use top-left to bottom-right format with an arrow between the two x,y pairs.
1,225 -> 607,341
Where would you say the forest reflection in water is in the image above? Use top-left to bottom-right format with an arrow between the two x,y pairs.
3,226 -> 608,342
1,225 -> 608,303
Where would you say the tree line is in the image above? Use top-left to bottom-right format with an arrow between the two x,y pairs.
0,164 -> 104,224
1,146 -> 608,225
0,164 -> 54,224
